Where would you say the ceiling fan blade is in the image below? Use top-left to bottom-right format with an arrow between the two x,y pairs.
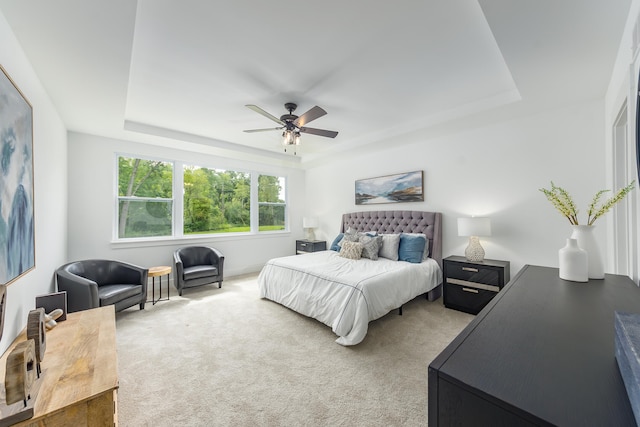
243,127 -> 283,133
299,127 -> 338,138
293,106 -> 327,127
245,104 -> 284,125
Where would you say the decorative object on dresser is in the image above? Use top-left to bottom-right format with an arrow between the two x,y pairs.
429,265 -> 640,426
457,217 -> 491,262
43,310 -> 63,331
35,291 -> 67,323
302,217 -> 318,241
0,306 -> 118,426
26,309 -> 45,376
570,224 -> 604,279
295,239 -> 326,254
540,181 -> 635,279
558,237 -> 588,282
355,171 -> 423,205
4,339 -> 37,407
443,255 -> 510,315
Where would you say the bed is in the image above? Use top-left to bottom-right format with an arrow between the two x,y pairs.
257,210 -> 443,346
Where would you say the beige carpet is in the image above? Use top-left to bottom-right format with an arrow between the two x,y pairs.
115,273 -> 473,426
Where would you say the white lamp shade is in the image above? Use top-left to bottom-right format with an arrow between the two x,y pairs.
458,217 -> 491,237
303,217 -> 318,228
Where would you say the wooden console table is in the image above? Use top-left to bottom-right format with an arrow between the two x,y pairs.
0,306 -> 118,426
429,265 -> 640,426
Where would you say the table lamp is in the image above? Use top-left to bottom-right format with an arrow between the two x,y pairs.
458,217 -> 491,262
303,217 -> 318,241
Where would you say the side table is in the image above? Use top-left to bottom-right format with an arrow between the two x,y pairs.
148,266 -> 171,305
443,256 -> 510,315
296,240 -> 327,254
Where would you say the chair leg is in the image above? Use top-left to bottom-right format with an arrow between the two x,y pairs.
140,302 -> 145,310
218,281 -> 222,289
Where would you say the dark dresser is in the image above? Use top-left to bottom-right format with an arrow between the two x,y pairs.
429,264 -> 640,426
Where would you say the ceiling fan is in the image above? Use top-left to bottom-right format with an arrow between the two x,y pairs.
244,103 -> 338,154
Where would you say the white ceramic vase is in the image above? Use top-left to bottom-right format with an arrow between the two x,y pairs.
570,225 -> 604,279
558,238 -> 588,282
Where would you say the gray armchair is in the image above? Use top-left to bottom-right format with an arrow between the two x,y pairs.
56,259 -> 148,313
174,246 -> 224,296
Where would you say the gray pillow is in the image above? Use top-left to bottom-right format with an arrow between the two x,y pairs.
378,234 -> 401,261
359,234 -> 381,260
341,227 -> 360,244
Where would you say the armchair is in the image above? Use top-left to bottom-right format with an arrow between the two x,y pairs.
56,259 -> 148,313
174,246 -> 224,296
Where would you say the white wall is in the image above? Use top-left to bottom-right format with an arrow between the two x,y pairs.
67,132 -> 306,277
0,11 -> 68,353
306,100 -> 607,277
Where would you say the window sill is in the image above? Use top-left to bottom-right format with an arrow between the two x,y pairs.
110,230 -> 291,249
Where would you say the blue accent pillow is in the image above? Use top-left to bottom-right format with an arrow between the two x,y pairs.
330,233 -> 344,251
398,233 -> 427,263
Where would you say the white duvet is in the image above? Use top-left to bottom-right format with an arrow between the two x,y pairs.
257,250 -> 442,346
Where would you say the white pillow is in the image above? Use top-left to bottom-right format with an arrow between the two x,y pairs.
378,234 -> 401,261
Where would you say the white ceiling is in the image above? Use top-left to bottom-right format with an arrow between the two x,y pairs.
0,0 -> 632,165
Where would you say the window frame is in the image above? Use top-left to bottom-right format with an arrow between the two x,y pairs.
257,174 -> 288,233
114,153 -> 289,242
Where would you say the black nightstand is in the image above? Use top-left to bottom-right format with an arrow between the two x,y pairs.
296,240 -> 327,254
443,255 -> 510,315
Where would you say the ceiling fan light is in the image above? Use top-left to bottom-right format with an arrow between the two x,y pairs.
282,130 -> 293,145
294,132 -> 301,145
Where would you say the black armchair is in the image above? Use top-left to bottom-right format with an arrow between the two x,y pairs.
174,246 -> 224,296
55,259 -> 148,313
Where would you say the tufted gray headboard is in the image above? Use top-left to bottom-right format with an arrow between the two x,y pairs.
340,210 -> 443,269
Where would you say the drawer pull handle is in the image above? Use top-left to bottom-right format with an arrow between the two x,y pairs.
462,287 -> 479,294
447,278 -> 500,292
462,267 -> 479,272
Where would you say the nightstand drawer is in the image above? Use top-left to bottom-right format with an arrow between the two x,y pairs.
445,264 -> 500,286
296,240 -> 326,254
445,283 -> 498,315
446,277 -> 500,293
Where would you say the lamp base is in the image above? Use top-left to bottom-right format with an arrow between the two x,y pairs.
305,229 -> 316,241
465,236 -> 485,262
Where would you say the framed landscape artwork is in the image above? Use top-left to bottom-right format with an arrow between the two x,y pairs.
355,170 -> 424,205
0,65 -> 35,285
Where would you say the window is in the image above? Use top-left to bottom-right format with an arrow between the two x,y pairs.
116,155 -> 287,239
117,156 -> 173,238
258,175 -> 286,231
183,166 -> 250,234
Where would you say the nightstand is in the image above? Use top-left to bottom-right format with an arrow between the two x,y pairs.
443,255 -> 510,315
296,240 -> 327,254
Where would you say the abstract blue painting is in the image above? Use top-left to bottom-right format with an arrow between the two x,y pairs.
355,170 -> 424,205
0,66 -> 34,285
